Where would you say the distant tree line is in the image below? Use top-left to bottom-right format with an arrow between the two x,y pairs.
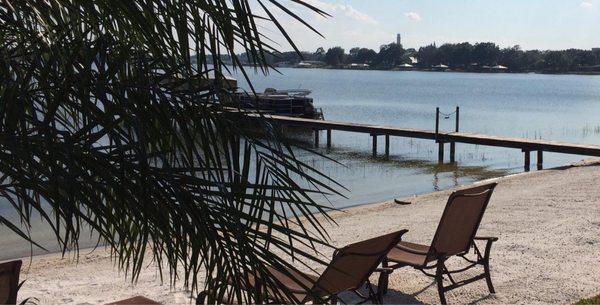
236,42 -> 600,73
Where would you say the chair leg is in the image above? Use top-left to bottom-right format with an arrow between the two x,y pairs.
483,239 -> 496,294
365,279 -> 383,305
484,262 -> 495,294
378,260 -> 390,296
436,260 -> 447,305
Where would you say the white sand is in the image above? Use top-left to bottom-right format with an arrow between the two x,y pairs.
12,160 -> 600,304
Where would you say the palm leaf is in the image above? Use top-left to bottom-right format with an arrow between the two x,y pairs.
0,0 -> 340,303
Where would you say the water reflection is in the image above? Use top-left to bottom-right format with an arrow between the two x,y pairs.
282,129 -> 511,207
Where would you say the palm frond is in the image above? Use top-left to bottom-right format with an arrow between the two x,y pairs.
0,0 -> 338,303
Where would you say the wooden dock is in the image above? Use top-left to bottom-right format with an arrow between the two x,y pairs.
260,114 -> 600,172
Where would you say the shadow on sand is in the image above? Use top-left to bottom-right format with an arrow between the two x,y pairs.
338,282 -> 431,304
339,280 -> 497,304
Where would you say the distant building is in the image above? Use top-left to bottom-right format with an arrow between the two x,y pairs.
491,65 -> 508,72
396,34 -> 402,46
432,64 -> 449,71
296,61 -> 325,68
397,63 -> 414,71
346,63 -> 370,70
274,61 -> 293,68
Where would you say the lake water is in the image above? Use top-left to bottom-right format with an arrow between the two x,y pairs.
2,69 -> 600,260
237,69 -> 600,208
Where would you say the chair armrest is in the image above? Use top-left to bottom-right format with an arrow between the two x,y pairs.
473,237 -> 498,259
474,236 -> 498,242
394,245 -> 430,255
374,267 -> 394,274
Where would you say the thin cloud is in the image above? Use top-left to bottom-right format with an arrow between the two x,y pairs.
404,11 -> 422,21
580,1 -> 593,8
301,0 -> 379,24
338,4 -> 378,24
302,0 -> 337,11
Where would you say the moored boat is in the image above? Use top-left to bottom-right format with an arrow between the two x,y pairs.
232,88 -> 324,120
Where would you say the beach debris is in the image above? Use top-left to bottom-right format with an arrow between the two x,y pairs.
394,199 -> 412,205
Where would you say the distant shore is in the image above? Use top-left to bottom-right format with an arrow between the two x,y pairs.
11,157 -> 600,304
266,65 -> 600,76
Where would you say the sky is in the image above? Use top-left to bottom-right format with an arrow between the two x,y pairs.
261,0 -> 600,52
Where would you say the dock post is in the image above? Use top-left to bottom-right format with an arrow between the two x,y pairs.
436,107 -> 443,163
314,129 -> 319,148
524,150 -> 531,172
372,134 -> 378,157
326,129 -> 332,149
455,106 -> 460,133
537,150 -> 543,170
435,107 -> 440,138
450,106 -> 460,163
385,135 -> 390,157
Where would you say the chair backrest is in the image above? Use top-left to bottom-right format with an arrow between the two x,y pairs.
0,260 -> 22,305
430,183 -> 497,257
310,229 -> 407,299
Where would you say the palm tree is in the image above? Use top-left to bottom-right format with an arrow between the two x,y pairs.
1,0 -> 339,303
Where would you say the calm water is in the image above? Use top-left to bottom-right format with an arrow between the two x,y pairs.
2,69 -> 600,259
237,69 -> 600,207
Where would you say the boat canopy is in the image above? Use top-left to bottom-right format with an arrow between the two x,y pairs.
162,72 -> 238,91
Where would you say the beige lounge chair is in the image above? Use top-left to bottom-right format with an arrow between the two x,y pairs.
0,260 -> 22,305
199,229 -> 408,304
378,183 -> 498,304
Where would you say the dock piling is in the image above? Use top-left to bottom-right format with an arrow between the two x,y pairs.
537,150 -> 543,170
255,114 -> 600,164
372,134 -> 378,157
450,106 -> 460,163
524,150 -> 531,172
327,129 -> 332,149
385,135 -> 390,157
435,107 -> 440,139
438,142 -> 445,163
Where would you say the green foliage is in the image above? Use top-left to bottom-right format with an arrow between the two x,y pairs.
575,295 -> 600,305
324,46 -> 346,66
0,0 -> 341,303
373,43 -> 405,68
544,51 -> 574,72
472,42 -> 501,66
261,41 -> 600,72
417,44 -> 439,68
349,47 -> 377,64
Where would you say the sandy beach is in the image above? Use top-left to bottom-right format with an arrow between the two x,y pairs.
10,159 -> 600,304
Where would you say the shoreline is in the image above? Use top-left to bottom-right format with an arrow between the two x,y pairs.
244,64 -> 600,76
8,157 -> 600,304
1,158 -> 557,264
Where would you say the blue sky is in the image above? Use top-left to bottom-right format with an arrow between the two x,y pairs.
268,0 -> 600,51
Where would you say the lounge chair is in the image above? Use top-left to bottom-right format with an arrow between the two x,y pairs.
0,260 -> 22,305
198,229 -> 408,304
378,183 -> 498,304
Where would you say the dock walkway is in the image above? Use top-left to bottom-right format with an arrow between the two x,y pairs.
262,114 -> 600,171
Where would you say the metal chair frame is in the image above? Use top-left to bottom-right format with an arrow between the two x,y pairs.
377,184 -> 498,305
